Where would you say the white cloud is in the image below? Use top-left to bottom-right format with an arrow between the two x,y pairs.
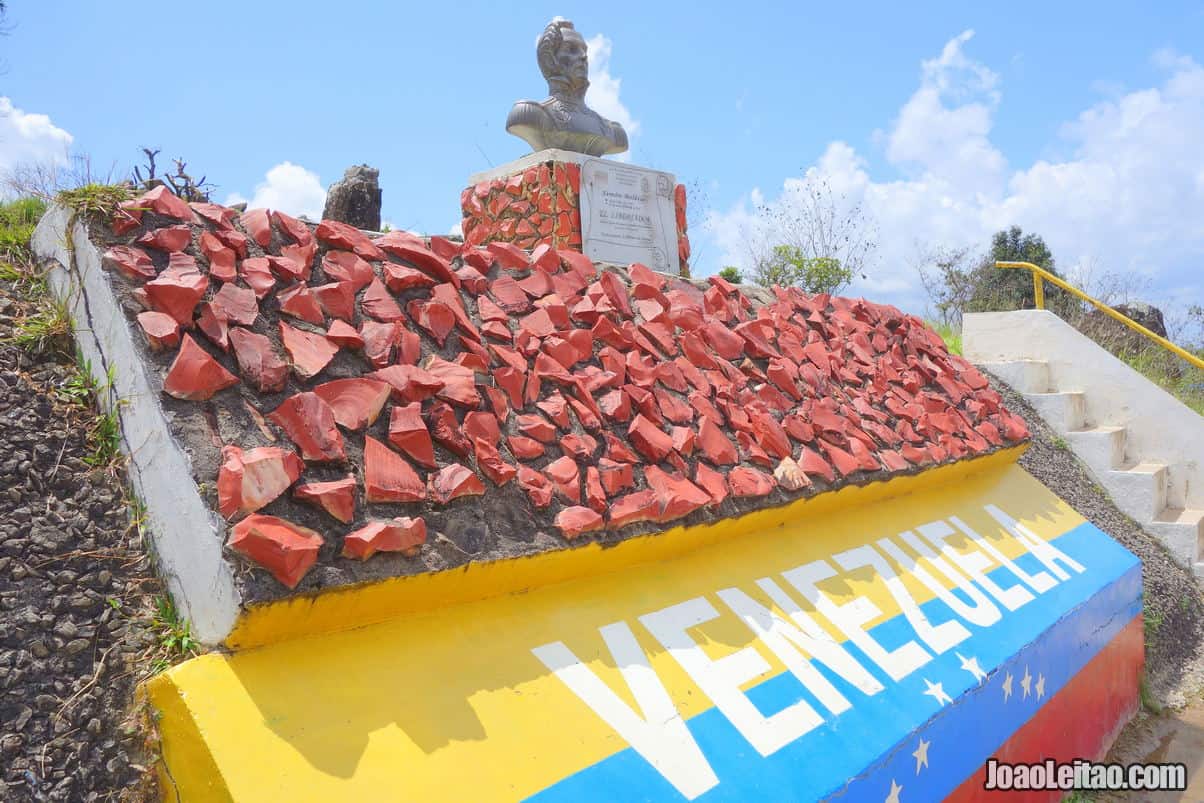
706,33 -> 1204,313
224,162 -> 326,219
585,33 -> 640,160
0,96 -> 74,178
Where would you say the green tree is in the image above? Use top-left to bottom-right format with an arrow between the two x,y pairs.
966,226 -> 1071,313
717,265 -> 743,284
754,245 -> 853,294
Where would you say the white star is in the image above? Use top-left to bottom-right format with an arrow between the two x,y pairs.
956,652 -> 988,683
1021,666 -> 1032,699
885,778 -> 903,803
912,738 -> 930,774
1036,674 -> 1046,700
1002,672 -> 1013,701
922,678 -> 953,706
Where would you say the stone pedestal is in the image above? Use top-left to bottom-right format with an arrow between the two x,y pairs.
461,149 -> 691,275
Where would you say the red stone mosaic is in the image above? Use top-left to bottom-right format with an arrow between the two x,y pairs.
460,158 -> 693,275
102,187 -> 1027,589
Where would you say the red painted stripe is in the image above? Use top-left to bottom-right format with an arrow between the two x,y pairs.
946,615 -> 1144,803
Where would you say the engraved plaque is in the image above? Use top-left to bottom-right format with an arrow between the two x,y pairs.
578,158 -> 679,274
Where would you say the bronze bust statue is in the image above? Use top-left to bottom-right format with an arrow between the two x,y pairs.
506,18 -> 629,157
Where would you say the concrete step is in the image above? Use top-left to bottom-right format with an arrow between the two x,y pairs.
1066,425 -> 1127,473
1106,461 -> 1168,522
978,360 -> 1051,394
1024,390 -> 1087,433
1148,508 -> 1204,569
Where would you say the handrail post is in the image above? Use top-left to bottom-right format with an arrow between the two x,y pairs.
1032,272 -> 1044,310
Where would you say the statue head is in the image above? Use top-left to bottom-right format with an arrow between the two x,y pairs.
536,18 -> 589,97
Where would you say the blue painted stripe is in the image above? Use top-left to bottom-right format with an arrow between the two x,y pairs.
527,521 -> 1141,803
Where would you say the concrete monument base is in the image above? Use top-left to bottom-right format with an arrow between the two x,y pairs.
461,149 -> 691,275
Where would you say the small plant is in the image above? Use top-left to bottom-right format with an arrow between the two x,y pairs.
149,595 -> 199,674
717,266 -> 744,284
58,359 -> 126,468
133,148 -> 213,203
1051,436 -> 1069,451
1144,607 -> 1165,638
1139,675 -> 1163,715
10,295 -> 72,355
925,320 -> 963,355
56,183 -> 134,218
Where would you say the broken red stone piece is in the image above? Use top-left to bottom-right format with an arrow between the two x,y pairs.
628,414 -> 675,462
138,185 -> 193,220
238,257 -> 276,299
325,319 -> 364,350
375,236 -> 458,286
103,245 -> 156,280
137,225 -> 192,253
388,402 -> 437,468
364,435 -> 426,502
728,466 -> 777,498
361,277 -> 404,321
322,250 -> 376,290
278,321 -> 338,380
227,514 -> 323,589
342,517 -> 427,559
312,378 -> 391,430
644,465 -> 712,522
277,283 -> 325,325
486,241 -> 530,270
209,283 -> 258,327
517,465 -> 554,508
474,437 -> 517,486
608,489 -> 661,528
694,463 -> 728,506
545,456 -> 582,503
555,506 -> 604,539
217,445 -> 304,518
429,463 -> 486,504
317,219 -> 386,261
228,327 -> 289,393
507,435 -> 545,459
163,335 -> 238,400
268,392 -> 346,461
196,303 -> 230,351
145,264 -> 208,326
597,458 -> 634,496
136,311 -> 180,350
240,208 -> 273,248
293,475 -> 357,523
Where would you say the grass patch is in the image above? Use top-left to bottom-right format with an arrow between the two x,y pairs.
59,358 -> 125,469
1120,347 -> 1204,416
148,595 -> 200,675
1051,435 -> 1069,451
56,182 -> 133,218
9,295 -> 72,355
925,320 -> 963,355
1140,675 -> 1164,715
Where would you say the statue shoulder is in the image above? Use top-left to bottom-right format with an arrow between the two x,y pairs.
506,99 -> 553,131
603,120 -> 629,155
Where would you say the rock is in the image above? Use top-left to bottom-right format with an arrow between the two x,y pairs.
227,514 -> 323,589
341,517 -> 426,560
1080,301 -> 1171,357
322,165 -> 382,231
216,445 -> 304,518
293,476 -> 357,524
162,335 -> 239,401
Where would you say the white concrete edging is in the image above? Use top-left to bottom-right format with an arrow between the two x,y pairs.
31,205 -> 240,644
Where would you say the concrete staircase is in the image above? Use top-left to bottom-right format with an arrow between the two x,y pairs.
979,356 -> 1204,576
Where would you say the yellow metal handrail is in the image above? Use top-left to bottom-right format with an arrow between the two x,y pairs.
995,261 -> 1204,371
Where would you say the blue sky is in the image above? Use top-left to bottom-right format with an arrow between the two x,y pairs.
3,1 -> 1203,315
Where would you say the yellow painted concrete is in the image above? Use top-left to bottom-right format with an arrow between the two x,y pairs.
149,449 -> 1086,802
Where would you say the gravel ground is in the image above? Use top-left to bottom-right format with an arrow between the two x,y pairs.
990,374 -> 1204,706
0,288 -> 159,802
